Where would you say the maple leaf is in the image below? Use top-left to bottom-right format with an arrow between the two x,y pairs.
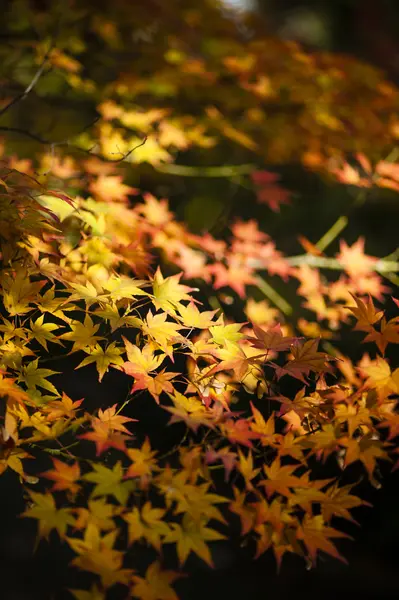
23,490 -> 75,539
133,369 -> 178,404
103,275 -> 149,302
340,436 -> 391,482
202,339 -> 251,384
0,372 -> 29,405
208,256 -> 256,298
152,268 -> 196,314
44,392 -> 83,422
220,418 -> 260,448
138,193 -> 173,227
209,319 -> 245,347
59,314 -> 104,353
125,438 -> 158,488
68,524 -> 132,588
93,305 -> 142,332
252,498 -> 295,565
274,387 -> 323,422
321,482 -> 372,524
123,503 -> 170,550
163,514 -> 225,567
171,481 -> 228,524
237,449 -> 260,490
361,357 -> 399,394
245,298 -> 279,326
29,314 -> 63,351
250,402 -> 277,446
247,323 -> 298,353
274,339 -> 331,383
70,584 -> 106,600
300,424 -> 341,463
231,219 -> 269,242
34,286 -> 75,323
337,238 -> 376,279
76,342 -> 125,381
363,316 -> 399,354
2,269 -> 46,316
205,447 -> 237,482
260,460 -> 305,498
79,413 -> 134,456
73,497 -> 120,533
296,514 -> 351,566
177,301 -> 219,329
164,392 -> 215,433
17,358 -> 60,395
96,404 -> 136,433
0,338 -> 35,371
347,294 -> 384,332
131,561 -> 182,600
331,158 -> 371,187
84,462 -> 134,504
251,170 -> 291,212
89,174 -> 138,203
229,488 -> 256,535
123,338 -> 165,371
68,281 -> 110,307
141,311 -> 184,356
41,458 -> 81,495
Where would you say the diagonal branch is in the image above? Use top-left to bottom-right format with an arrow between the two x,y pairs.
0,43 -> 54,119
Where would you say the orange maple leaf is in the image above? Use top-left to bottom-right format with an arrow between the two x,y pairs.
89,174 -> 138,203
297,514 -> 351,565
41,458 -> 81,494
274,339 -> 331,383
337,238 -> 377,279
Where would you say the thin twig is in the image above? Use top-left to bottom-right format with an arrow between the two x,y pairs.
0,43 -> 54,119
154,162 -> 255,178
254,275 -> 292,315
316,216 -> 348,252
284,255 -> 399,273
0,125 -> 147,164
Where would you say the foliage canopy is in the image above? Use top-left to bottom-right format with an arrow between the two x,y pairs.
1,1 -> 399,598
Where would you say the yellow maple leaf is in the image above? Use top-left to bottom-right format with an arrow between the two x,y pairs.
123,502 -> 170,550
67,524 -> 132,588
163,514 -> 225,566
84,462 -> 134,504
89,174 -> 138,203
76,342 -> 125,381
2,269 -> 46,316
17,358 -> 59,396
131,561 -> 182,600
23,490 -> 75,539
60,314 -> 104,353
29,314 -> 63,351
141,310 -> 184,355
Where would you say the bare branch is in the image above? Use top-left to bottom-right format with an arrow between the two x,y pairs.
250,254 -> 399,274
0,43 -> 54,119
0,125 -> 147,164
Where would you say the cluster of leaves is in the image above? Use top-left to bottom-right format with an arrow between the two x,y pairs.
1,146 -> 399,598
2,0 -> 399,169
1,1 -> 399,599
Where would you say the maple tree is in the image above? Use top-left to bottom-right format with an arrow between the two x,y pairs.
1,0 -> 399,598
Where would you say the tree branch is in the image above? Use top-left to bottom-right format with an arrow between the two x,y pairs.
0,43 -> 54,119
0,125 -> 147,164
285,254 -> 399,273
